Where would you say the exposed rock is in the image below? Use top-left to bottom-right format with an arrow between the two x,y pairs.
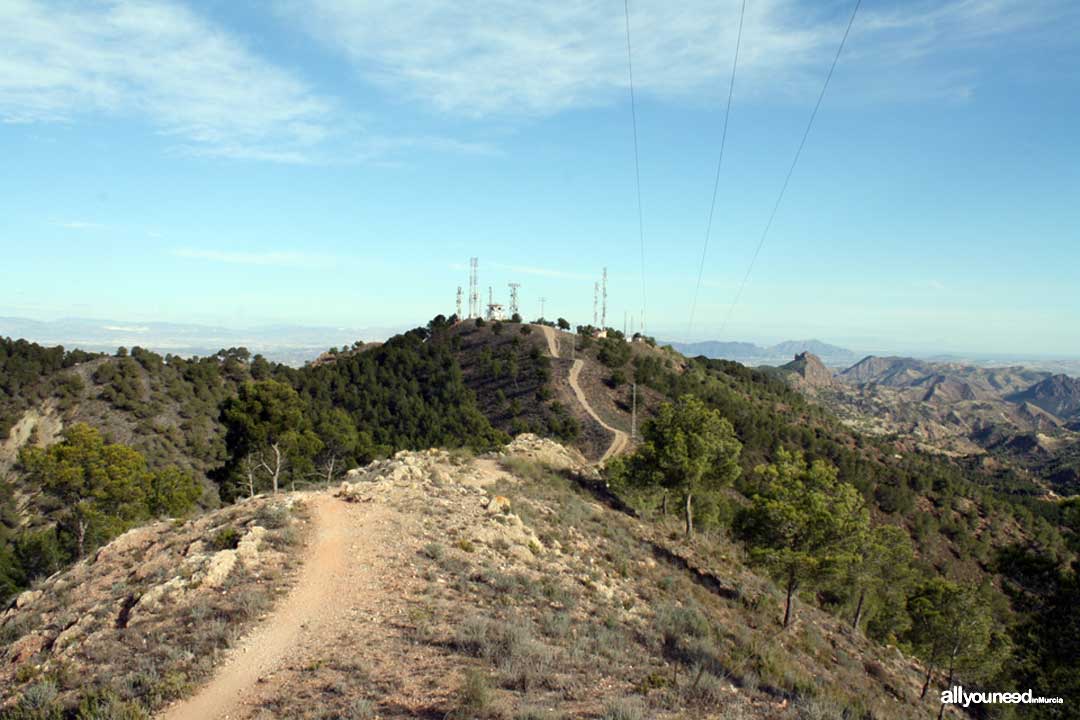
486,495 -> 512,514
131,576 -> 188,618
780,352 -> 835,390
94,523 -> 163,564
9,632 -> 49,664
14,589 -> 42,609
201,550 -> 238,589
53,614 -> 96,651
503,433 -> 587,470
236,526 -> 267,563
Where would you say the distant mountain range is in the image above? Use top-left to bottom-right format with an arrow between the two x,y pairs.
0,317 -> 404,366
666,338 -> 859,367
773,352 -> 1080,494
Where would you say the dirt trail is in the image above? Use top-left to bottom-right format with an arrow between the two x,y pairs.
539,324 -> 560,358
159,494 -> 393,720
569,359 -> 629,463
542,324 -> 629,463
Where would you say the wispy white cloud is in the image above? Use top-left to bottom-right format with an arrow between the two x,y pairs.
0,0 -> 491,163
171,248 -> 332,268
280,0 -> 1072,117
0,0 -> 337,161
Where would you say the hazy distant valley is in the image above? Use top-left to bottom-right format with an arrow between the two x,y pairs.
0,317 -> 404,367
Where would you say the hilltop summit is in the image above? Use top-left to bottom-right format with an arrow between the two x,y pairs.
779,351 -> 836,390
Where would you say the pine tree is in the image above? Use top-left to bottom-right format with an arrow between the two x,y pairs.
737,449 -> 869,628
628,395 -> 742,535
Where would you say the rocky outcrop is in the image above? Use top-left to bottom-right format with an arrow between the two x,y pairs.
1,495 -> 300,706
780,352 -> 835,391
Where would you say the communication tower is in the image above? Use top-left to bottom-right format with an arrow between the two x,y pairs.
468,257 -> 479,318
601,267 -> 608,329
508,283 -> 520,317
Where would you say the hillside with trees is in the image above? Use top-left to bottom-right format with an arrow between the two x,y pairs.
1,323 -> 1077,717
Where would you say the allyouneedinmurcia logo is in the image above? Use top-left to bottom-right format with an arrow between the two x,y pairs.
941,686 -> 1064,707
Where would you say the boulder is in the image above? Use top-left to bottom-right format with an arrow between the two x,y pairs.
236,526 -> 267,563
53,613 -> 97,651
14,589 -> 42,609
486,496 -> 512,514
131,576 -> 187,618
94,524 -> 162,564
201,550 -> 238,589
8,632 -> 48,664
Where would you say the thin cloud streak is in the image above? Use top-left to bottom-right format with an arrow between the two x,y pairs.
281,0 -> 1071,117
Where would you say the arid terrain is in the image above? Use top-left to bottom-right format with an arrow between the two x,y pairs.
3,436 -> 936,719
776,352 -> 1080,495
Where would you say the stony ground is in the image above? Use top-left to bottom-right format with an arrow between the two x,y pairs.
1,494 -> 307,715
2,435 -> 941,719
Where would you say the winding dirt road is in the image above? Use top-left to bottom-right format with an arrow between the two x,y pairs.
539,324 -> 629,463
568,359 -> 630,463
544,325 -> 630,464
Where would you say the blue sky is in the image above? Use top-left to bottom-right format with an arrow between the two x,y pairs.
1,0 -> 1078,355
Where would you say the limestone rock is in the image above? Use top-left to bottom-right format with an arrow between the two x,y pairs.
201,550 -> 238,589
132,576 -> 187,618
486,496 -> 512,514
94,524 -> 161,564
236,526 -> 267,563
14,589 -> 42,609
53,614 -> 96,651
8,632 -> 48,664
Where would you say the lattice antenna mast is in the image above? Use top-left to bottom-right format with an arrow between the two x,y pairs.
601,267 -> 608,329
540,297 -> 547,319
456,286 -> 463,319
593,282 -> 599,326
468,257 -> 479,318
508,283 -> 520,316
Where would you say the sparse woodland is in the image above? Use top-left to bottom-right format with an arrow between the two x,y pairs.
1,320 -> 1078,718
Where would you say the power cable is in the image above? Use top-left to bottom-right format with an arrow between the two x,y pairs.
687,0 -> 747,337
623,0 -> 647,333
719,0 -> 862,334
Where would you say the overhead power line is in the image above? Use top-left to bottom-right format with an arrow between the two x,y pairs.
687,0 -> 747,338
719,0 -> 862,335
623,0 -> 647,333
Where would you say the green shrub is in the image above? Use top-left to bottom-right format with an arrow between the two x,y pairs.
75,688 -> 149,720
601,698 -> 645,720
18,681 -> 59,714
447,668 -> 494,719
422,542 -> 445,561
255,504 -> 290,529
210,527 -> 241,551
